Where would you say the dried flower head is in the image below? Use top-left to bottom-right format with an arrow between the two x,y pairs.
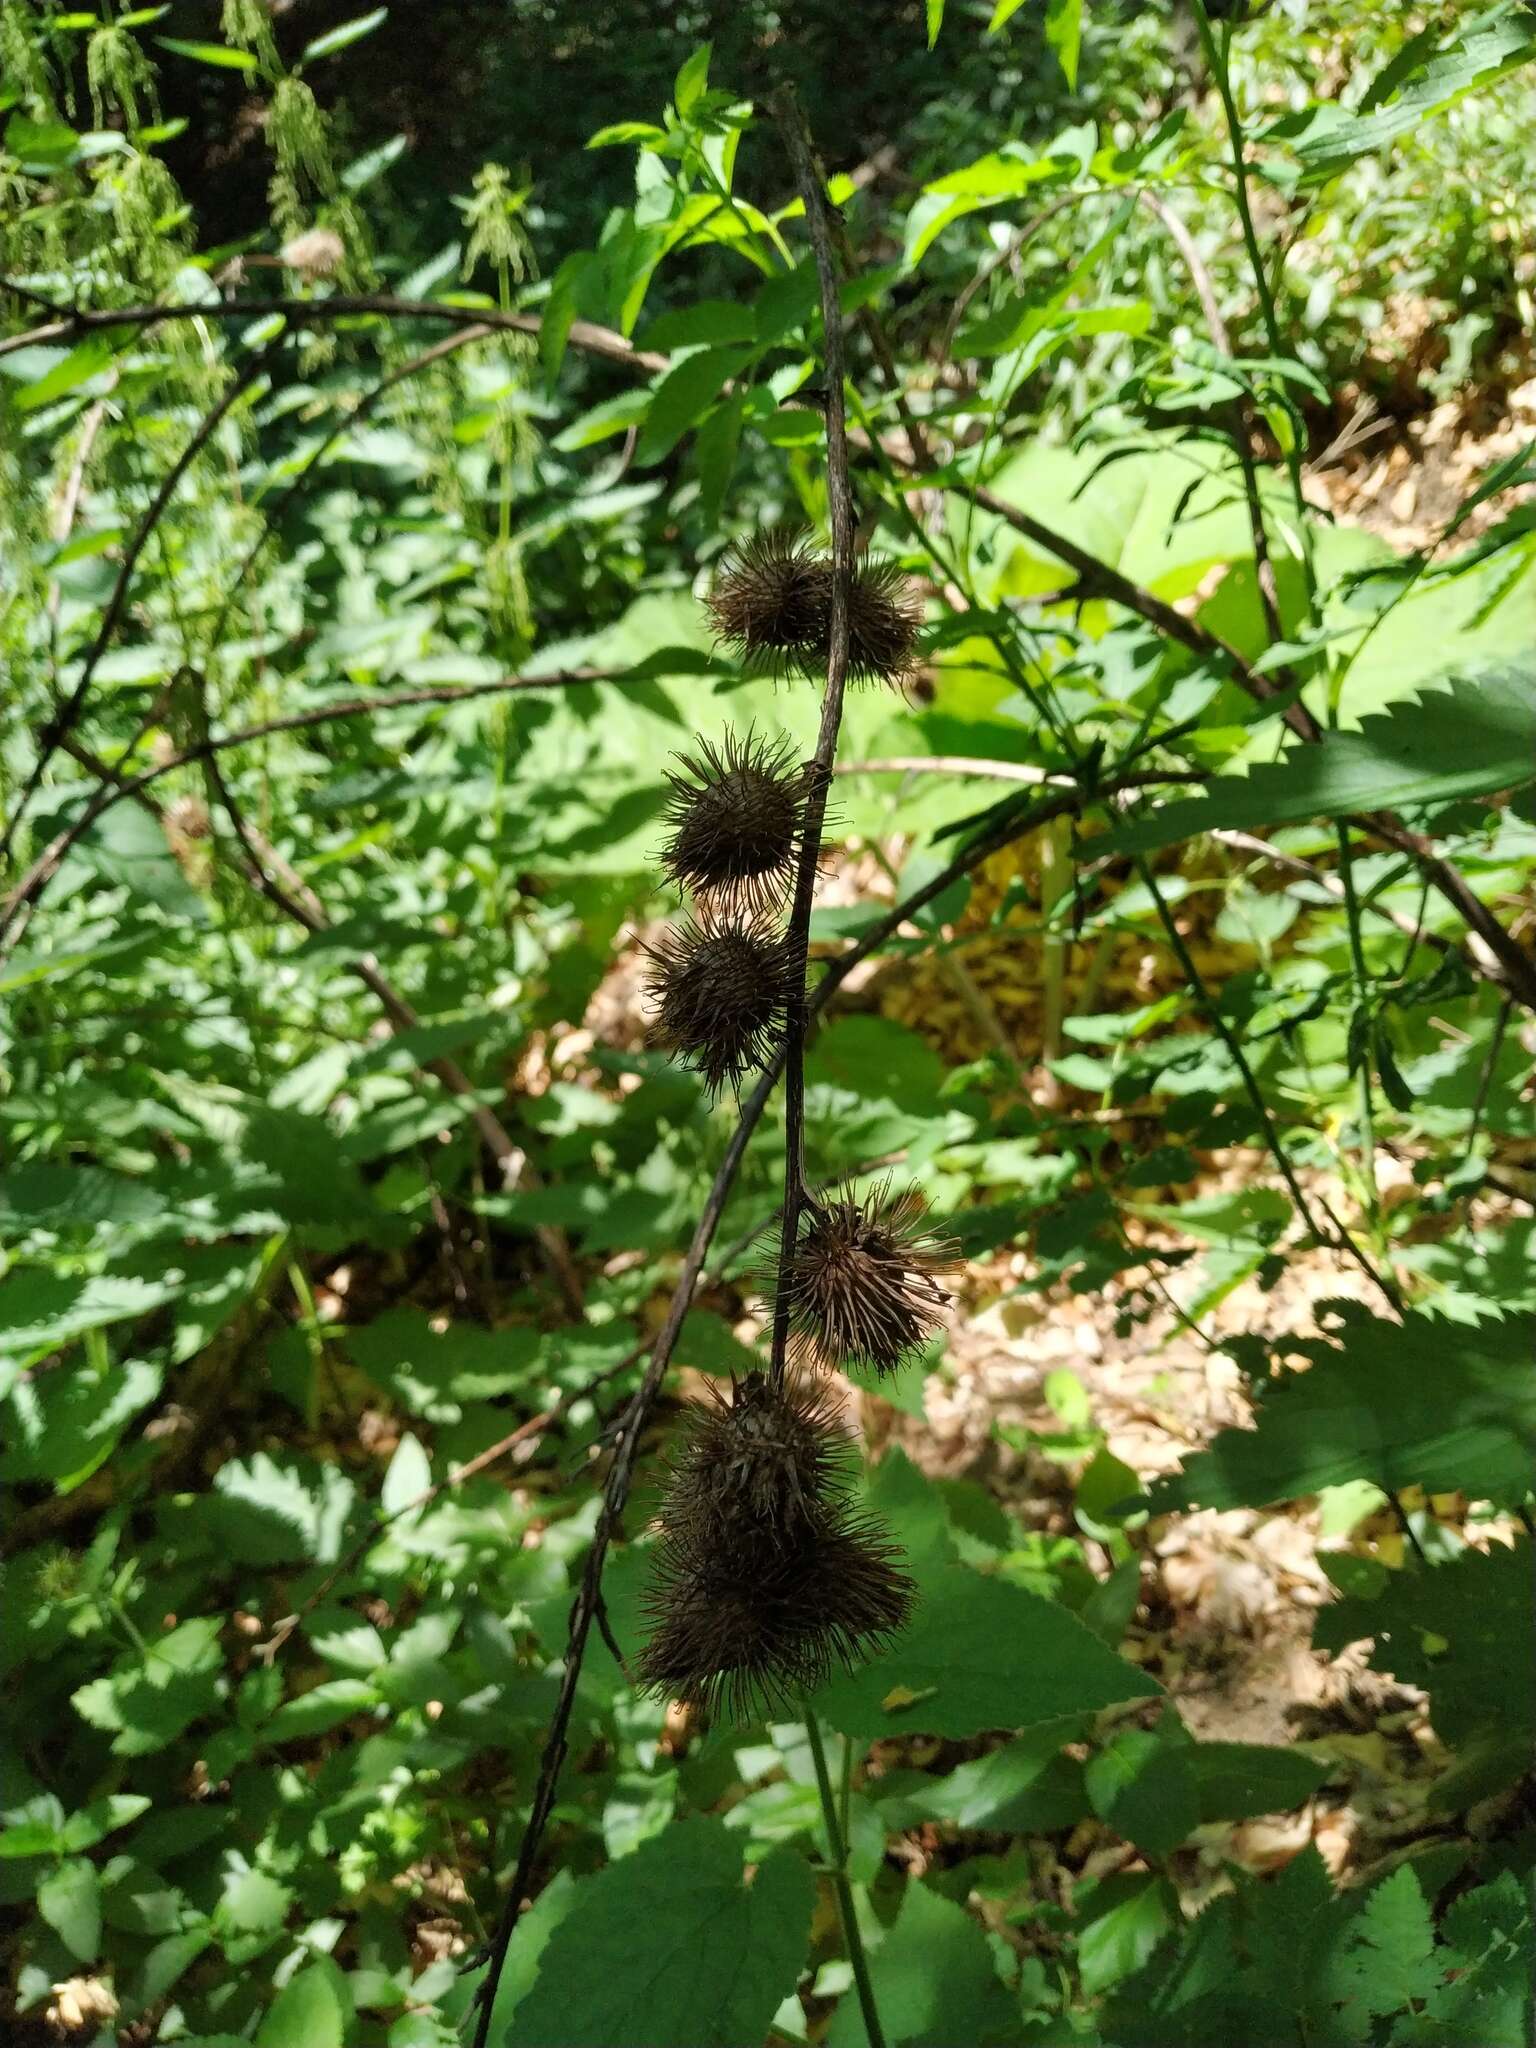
637,1512 -> 915,1723
642,914 -> 795,1097
705,529 -> 826,675
652,1371 -> 853,1563
705,530 -> 923,691
660,729 -> 808,913
280,226 -> 345,280
776,1180 -> 952,1376
842,557 -> 924,690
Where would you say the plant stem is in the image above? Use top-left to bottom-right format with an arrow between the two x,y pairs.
804,1711 -> 887,2048
1135,856 -> 1402,1315
766,87 -> 858,1389
1334,821 -> 1385,1243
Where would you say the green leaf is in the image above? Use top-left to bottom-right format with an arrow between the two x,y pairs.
926,0 -> 945,48
1340,1866 -> 1441,2021
214,1865 -> 294,1939
634,347 -> 747,466
300,8 -> 388,64
1079,1875 -> 1177,1998
503,1817 -> 813,2048
13,334 -> 117,413
71,1616 -> 225,1756
38,1858 -> 101,1961
813,1561 -> 1159,1738
988,0 -> 1031,29
827,1879 -> 1018,2047
1185,1742 -> 1329,1823
1045,0 -> 1083,87
1086,1727 -> 1200,1857
673,42 -> 711,116
57,1793 -> 153,1853
1313,1539 -> 1536,1750
1147,1304 -> 1536,1513
1103,669 -> 1536,857
1295,15 -> 1536,179
154,35 -> 258,70
255,1959 -> 353,2048
264,1678 -> 380,1741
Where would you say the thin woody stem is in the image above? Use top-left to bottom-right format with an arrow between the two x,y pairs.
766,86 -> 859,1391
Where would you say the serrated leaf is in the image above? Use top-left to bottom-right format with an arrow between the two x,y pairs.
828,1878 -> 1017,2047
1105,666 -> 1536,856
504,1817 -> 813,2048
1148,1304 -> 1536,1513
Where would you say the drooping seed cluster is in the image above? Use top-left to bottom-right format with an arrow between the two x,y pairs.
705,527 -> 924,690
636,1375 -> 915,1721
634,528 -> 951,1724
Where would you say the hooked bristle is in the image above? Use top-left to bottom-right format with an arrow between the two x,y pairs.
706,531 -> 923,690
773,1179 -> 953,1376
636,1510 -> 916,1724
660,728 -> 808,914
650,1370 -> 854,1566
704,529 -> 827,676
641,914 -> 796,1097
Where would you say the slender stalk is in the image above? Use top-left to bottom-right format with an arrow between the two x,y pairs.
1134,856 -> 1403,1315
766,87 -> 859,1390
1334,821 -> 1385,1241
804,1711 -> 887,2048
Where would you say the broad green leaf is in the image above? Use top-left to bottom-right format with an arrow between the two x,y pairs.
1185,1742 -> 1329,1822
300,8 -> 388,64
503,1818 -> 813,2048
263,1678 -> 380,1741
1313,1539 -> 1535,1749
1080,1875 -> 1177,1998
1148,1305 -> 1536,1512
634,346 -> 747,466
154,35 -> 258,69
827,1879 -> 1017,2047
1086,1727 -> 1200,1857
38,1857 -> 101,1961
673,42 -> 711,116
1104,667 -> 1536,857
813,1561 -> 1159,1737
254,1959 -> 352,2048
71,1616 -> 225,1756
214,1865 -> 294,1938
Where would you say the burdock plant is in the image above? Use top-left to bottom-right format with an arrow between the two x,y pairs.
632,134 -> 950,1771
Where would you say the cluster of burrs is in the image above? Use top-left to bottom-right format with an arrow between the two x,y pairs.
634,534 -> 951,1724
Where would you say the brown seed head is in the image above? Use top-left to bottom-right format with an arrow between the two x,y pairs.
652,1371 -> 853,1565
777,1180 -> 952,1376
660,729 -> 808,914
642,914 -> 795,1097
636,1511 -> 916,1724
842,557 -> 924,690
705,529 -> 826,675
706,532 -> 923,691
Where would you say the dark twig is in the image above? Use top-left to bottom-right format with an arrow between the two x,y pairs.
0,289 -> 669,372
765,86 -> 859,1392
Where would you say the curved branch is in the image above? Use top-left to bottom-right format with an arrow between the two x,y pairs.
0,288 -> 667,372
